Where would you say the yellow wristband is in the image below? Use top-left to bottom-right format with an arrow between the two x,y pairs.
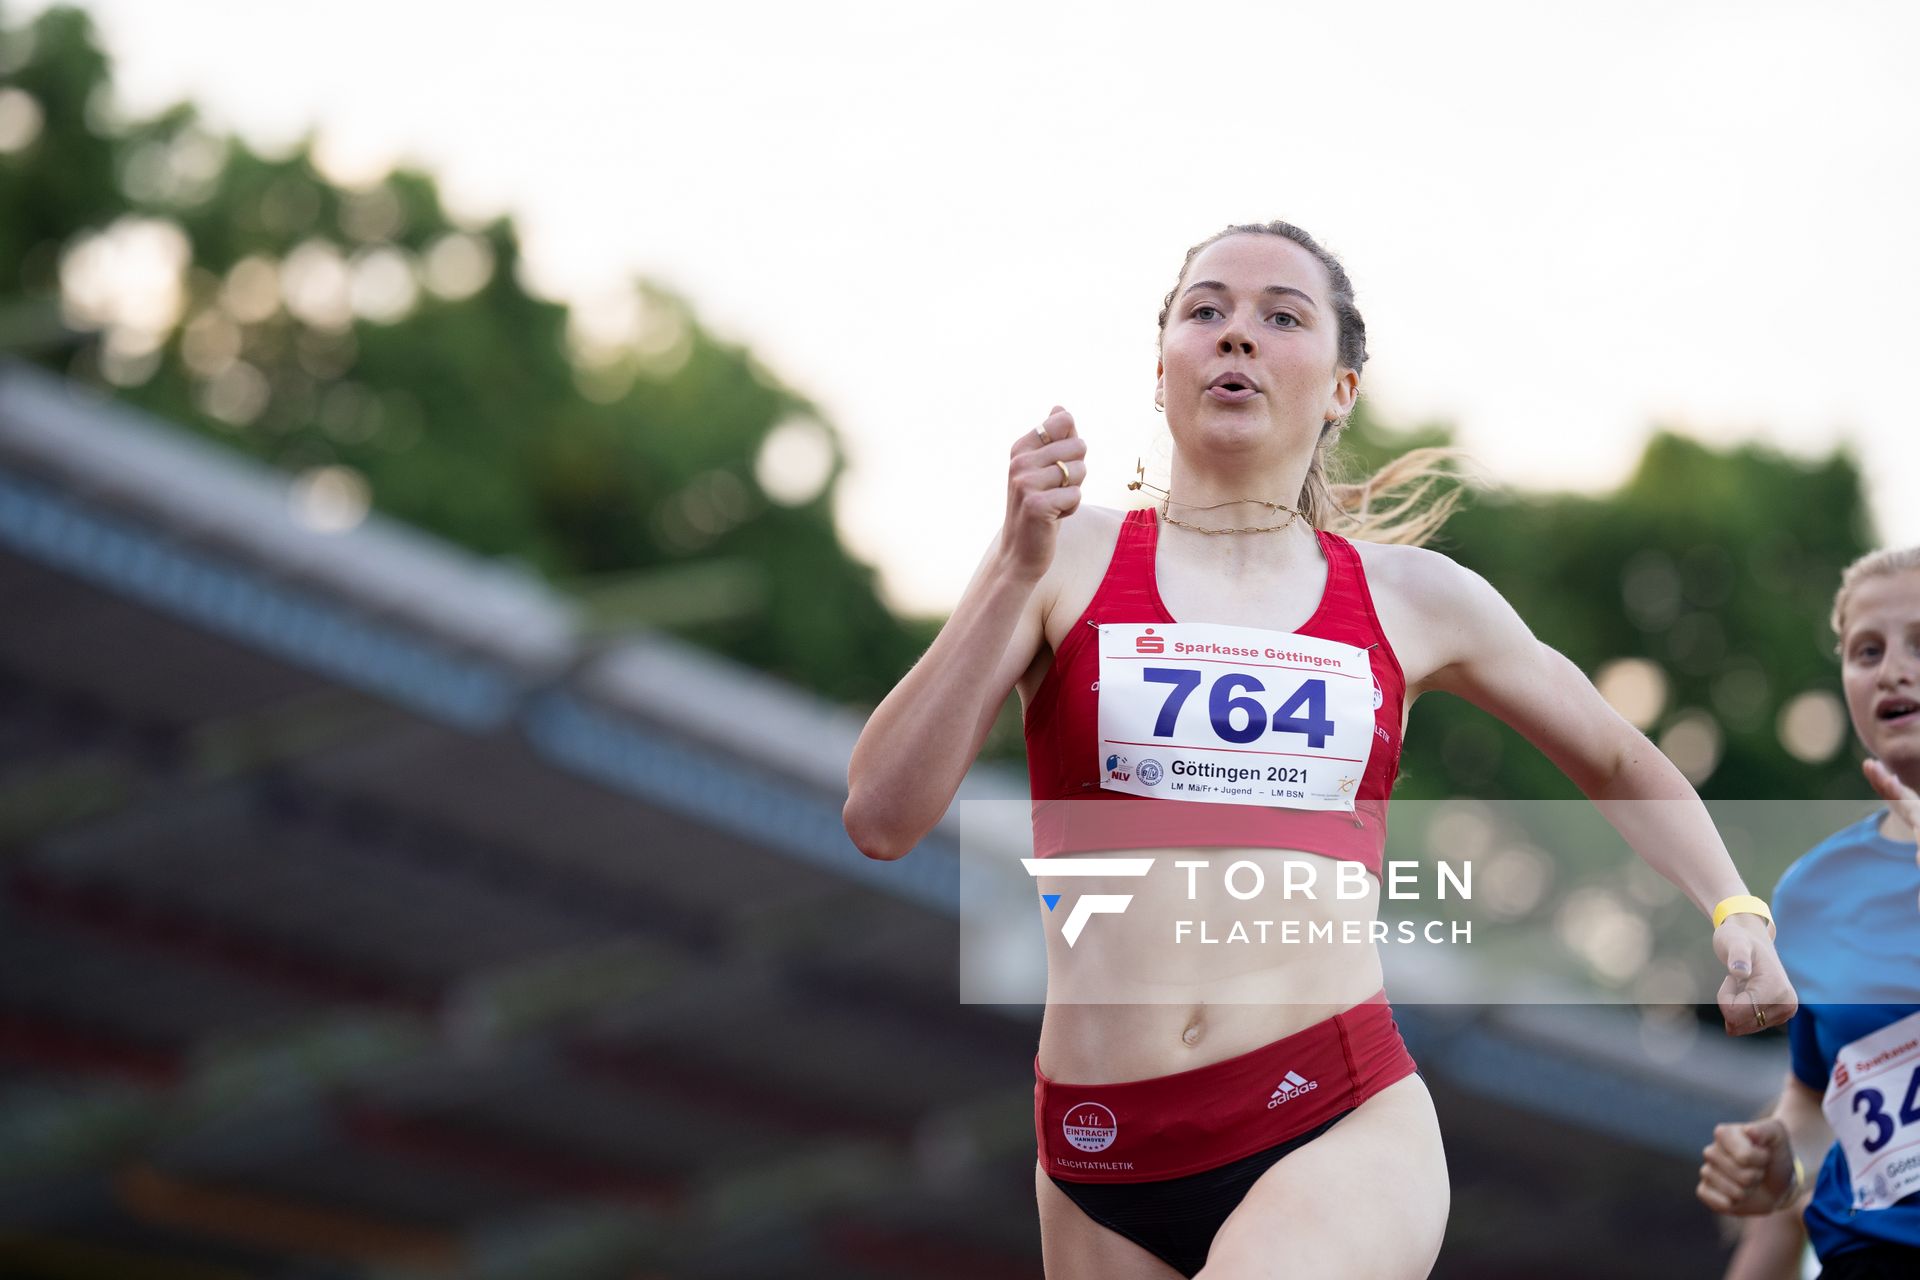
1779,1154 -> 1807,1210
1712,893 -> 1775,938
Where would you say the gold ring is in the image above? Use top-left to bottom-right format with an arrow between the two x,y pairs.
1055,460 -> 1072,487
1036,425 -> 1051,444
1750,992 -> 1767,1029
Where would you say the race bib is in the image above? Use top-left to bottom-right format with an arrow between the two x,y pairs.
1096,622 -> 1378,812
1823,1010 -> 1920,1212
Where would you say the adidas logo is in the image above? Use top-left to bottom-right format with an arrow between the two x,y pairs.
1266,1070 -> 1318,1109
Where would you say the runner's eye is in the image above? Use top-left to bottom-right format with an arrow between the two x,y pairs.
1191,304 -> 1221,321
1270,312 -> 1298,327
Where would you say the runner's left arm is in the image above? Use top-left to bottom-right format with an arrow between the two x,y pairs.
1409,552 -> 1796,1035
1863,759 -> 1920,915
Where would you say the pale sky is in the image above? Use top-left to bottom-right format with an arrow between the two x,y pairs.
28,0 -> 1920,614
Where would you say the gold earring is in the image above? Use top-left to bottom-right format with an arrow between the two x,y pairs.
1127,458 -> 1170,499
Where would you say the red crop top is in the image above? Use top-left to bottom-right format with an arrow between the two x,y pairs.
1023,506 -> 1406,874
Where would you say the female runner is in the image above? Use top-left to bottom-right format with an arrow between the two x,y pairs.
1699,547 -> 1920,1279
845,220 -> 1797,1279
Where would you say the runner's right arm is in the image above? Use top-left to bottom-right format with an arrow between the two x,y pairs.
1720,1206 -> 1807,1280
1698,1072 -> 1831,1218
843,409 -> 1086,861
1717,1083 -> 1821,1280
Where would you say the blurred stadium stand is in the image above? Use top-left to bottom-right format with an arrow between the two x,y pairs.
0,358 -> 1792,1278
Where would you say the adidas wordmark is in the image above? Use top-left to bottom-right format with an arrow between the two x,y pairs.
1266,1070 -> 1319,1108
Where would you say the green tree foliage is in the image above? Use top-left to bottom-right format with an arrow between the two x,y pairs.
4,6 -> 1878,804
1348,414 -> 1874,801
2,4 -> 935,706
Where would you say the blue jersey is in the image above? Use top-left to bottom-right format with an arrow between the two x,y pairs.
1773,810 -> 1920,1261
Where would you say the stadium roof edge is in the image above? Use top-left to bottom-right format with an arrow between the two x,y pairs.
0,358 -> 575,671
0,357 -> 1026,837
573,633 -> 1028,824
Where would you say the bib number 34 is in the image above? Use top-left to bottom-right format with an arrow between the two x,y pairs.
1851,1063 -> 1920,1154
1823,1009 -> 1920,1212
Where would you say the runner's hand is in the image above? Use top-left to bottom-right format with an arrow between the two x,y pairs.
1863,759 -> 1920,913
1865,759 -> 1920,831
1698,1118 -> 1798,1216
1002,407 -> 1086,581
1714,915 -> 1797,1037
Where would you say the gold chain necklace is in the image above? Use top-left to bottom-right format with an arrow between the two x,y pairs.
1160,503 -> 1301,535
1128,458 -> 1303,535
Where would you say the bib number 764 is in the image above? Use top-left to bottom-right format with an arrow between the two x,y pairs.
1142,668 -> 1335,748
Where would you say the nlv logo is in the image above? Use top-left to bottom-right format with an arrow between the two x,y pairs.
1020,857 -> 1155,946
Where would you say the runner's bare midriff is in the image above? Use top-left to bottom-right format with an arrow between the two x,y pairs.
1032,845 -> 1386,1084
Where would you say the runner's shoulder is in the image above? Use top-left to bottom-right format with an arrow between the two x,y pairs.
1347,539 -> 1486,621
1029,501 -> 1116,579
1035,503 -> 1128,629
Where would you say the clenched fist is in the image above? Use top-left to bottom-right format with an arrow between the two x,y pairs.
1697,1118 -> 1799,1217
1001,406 -> 1087,582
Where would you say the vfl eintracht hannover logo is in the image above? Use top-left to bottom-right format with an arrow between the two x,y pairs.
1020,858 -> 1155,946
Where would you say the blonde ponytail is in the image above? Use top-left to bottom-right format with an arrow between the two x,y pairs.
1307,432 -> 1474,548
